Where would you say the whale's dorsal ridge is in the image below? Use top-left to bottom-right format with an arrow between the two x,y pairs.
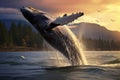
48,12 -> 84,30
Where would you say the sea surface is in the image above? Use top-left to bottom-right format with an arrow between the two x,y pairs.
0,51 -> 120,80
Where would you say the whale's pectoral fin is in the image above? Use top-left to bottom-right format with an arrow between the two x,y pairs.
47,12 -> 84,30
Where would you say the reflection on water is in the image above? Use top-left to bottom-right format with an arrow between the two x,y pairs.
0,51 -> 120,80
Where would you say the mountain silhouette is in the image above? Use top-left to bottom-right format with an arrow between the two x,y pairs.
71,22 -> 120,41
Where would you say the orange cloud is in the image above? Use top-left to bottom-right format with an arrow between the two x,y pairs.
26,0 -> 119,16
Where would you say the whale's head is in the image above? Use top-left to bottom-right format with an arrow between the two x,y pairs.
20,7 -> 52,29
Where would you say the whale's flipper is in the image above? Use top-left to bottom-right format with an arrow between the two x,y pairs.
48,12 -> 84,30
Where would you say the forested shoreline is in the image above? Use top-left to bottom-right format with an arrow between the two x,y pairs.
0,21 -> 44,51
0,20 -> 120,51
81,37 -> 120,51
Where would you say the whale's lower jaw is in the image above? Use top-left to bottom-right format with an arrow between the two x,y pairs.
40,27 -> 81,65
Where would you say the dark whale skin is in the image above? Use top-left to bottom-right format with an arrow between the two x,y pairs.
37,26 -> 81,65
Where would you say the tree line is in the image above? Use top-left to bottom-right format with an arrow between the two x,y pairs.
81,37 -> 120,51
0,21 -> 44,50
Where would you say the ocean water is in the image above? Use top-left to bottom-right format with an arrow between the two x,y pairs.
0,51 -> 120,80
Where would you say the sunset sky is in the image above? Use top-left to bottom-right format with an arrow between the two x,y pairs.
0,0 -> 120,31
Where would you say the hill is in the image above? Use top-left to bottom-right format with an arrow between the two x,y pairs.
71,22 -> 120,41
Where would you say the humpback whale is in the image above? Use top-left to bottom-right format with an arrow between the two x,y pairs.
20,7 -> 86,66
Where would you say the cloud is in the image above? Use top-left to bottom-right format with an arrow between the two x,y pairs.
76,3 -> 120,31
0,0 -> 29,8
0,8 -> 24,20
0,8 -> 20,14
0,0 -> 58,15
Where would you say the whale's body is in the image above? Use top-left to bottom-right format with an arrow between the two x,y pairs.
20,7 -> 86,65
40,26 -> 82,65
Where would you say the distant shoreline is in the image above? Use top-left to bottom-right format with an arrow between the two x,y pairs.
0,47 -> 43,52
0,47 -> 120,52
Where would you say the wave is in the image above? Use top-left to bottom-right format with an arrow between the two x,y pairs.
0,61 -> 48,66
104,59 -> 120,64
100,58 -> 120,68
45,65 -> 104,72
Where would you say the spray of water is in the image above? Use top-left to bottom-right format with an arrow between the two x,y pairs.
57,26 -> 88,65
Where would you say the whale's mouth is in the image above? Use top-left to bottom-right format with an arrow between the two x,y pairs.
20,6 -> 48,24
21,7 -> 33,13
21,7 -> 44,25
21,7 -> 45,14
20,7 -> 34,23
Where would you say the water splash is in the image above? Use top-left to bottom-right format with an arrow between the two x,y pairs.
57,26 -> 88,65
